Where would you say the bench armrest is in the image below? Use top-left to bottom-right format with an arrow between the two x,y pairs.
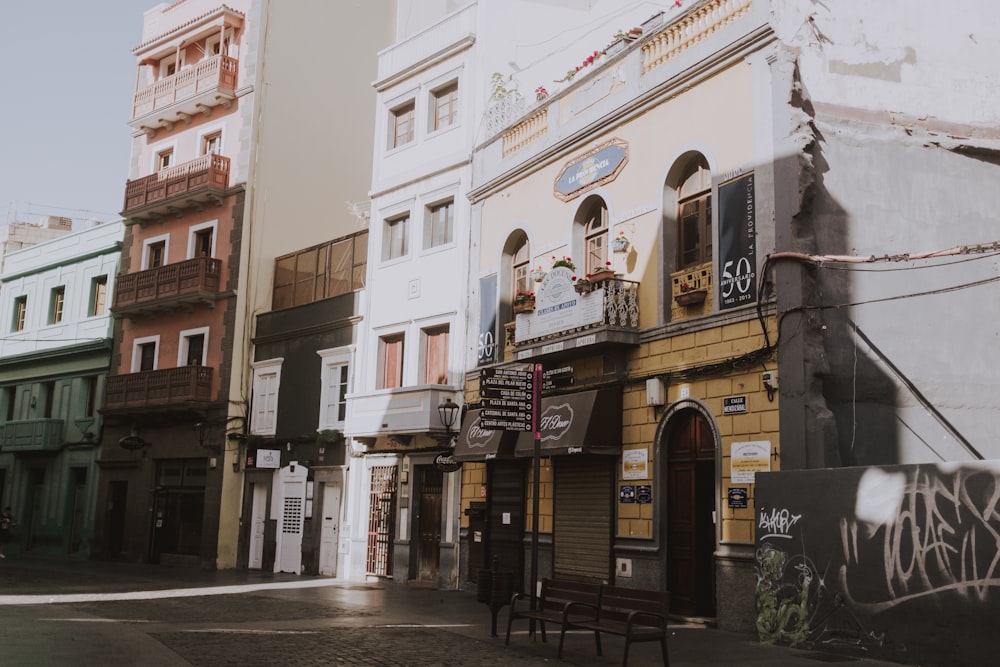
624,609 -> 667,632
561,600 -> 599,622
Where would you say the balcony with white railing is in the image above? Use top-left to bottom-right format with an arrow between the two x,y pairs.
130,55 -> 239,134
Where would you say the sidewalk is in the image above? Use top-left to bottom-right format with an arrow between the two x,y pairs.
0,554 -> 907,666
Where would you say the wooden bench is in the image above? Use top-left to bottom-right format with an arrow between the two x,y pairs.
560,584 -> 670,667
504,578 -> 601,647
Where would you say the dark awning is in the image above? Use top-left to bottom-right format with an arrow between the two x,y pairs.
452,408 -> 519,462
515,387 -> 622,457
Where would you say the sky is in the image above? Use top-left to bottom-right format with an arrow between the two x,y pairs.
0,1 -> 148,228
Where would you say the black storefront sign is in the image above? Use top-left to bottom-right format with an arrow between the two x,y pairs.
478,275 -> 497,365
718,172 -> 757,310
724,395 -> 748,415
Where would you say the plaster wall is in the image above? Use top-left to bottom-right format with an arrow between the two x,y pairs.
477,62 -> 755,332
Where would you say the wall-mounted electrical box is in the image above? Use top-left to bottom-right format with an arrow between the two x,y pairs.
762,370 -> 778,390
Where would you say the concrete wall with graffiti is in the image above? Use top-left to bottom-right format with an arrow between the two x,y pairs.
755,462 -> 1000,666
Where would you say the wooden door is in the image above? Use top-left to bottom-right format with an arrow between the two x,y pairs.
416,466 -> 442,581
319,482 -> 342,576
667,409 -> 716,617
248,483 -> 267,569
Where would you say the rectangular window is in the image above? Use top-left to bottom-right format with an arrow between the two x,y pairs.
13,296 -> 27,332
3,387 -> 16,421
422,325 -> 450,385
324,364 -> 349,426
202,132 -> 222,155
146,241 -> 166,268
183,333 -> 205,366
425,200 -> 454,249
83,376 -> 98,418
679,195 -> 712,268
251,361 -> 283,436
383,216 -> 408,261
89,276 -> 108,317
157,148 -> 173,171
432,82 -> 458,131
49,286 -> 66,324
193,228 -> 214,257
377,334 -> 405,389
138,342 -> 156,371
391,101 -> 415,148
41,381 -> 55,418
272,231 -> 368,309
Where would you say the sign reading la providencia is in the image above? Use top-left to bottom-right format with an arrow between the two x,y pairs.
480,367 -> 534,431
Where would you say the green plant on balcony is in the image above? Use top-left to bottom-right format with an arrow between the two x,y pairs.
317,429 -> 344,444
513,289 -> 536,314
551,256 -> 576,271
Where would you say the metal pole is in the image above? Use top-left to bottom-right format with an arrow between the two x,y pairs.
528,363 -> 542,631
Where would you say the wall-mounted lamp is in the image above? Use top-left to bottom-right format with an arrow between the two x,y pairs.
119,424 -> 151,452
438,398 -> 460,441
195,421 -> 221,453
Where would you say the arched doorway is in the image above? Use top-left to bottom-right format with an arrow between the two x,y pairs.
665,406 -> 717,617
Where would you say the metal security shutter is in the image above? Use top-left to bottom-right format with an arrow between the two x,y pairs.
553,456 -> 613,583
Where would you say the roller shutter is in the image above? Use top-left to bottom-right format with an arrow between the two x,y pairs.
553,456 -> 613,583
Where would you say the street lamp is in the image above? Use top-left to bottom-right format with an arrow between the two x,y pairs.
437,398 -> 460,440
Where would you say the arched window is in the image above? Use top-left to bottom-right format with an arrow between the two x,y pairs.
677,159 -> 711,269
513,238 -> 530,300
581,198 -> 608,275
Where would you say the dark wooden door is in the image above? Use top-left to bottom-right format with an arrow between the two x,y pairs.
488,461 -> 526,591
417,466 -> 442,581
667,409 -> 716,617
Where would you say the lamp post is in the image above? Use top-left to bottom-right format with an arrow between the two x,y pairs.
437,398 -> 460,441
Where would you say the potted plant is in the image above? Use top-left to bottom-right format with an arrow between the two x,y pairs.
551,256 -> 576,271
317,429 -> 344,444
530,266 -> 547,282
535,85 -> 548,102
574,276 -> 593,295
513,289 -> 536,313
589,260 -> 616,282
675,281 -> 708,306
611,231 -> 630,254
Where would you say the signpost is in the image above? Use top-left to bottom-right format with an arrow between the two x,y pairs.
479,364 -> 543,622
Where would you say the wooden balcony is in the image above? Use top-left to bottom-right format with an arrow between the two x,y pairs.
122,154 -> 230,222
0,419 -> 64,453
130,55 -> 238,133
112,256 -> 223,317
103,366 -> 214,412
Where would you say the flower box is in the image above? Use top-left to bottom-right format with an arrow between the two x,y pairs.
588,269 -> 616,283
513,300 -> 535,314
574,279 -> 593,295
675,289 -> 707,306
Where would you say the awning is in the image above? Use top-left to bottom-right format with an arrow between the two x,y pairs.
515,387 -> 622,457
452,408 -> 519,462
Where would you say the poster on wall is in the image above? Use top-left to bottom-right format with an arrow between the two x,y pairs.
718,172 -> 757,310
478,275 -> 497,365
731,440 -> 770,483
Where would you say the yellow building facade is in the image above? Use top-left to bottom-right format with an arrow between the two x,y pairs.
454,0 -> 778,632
